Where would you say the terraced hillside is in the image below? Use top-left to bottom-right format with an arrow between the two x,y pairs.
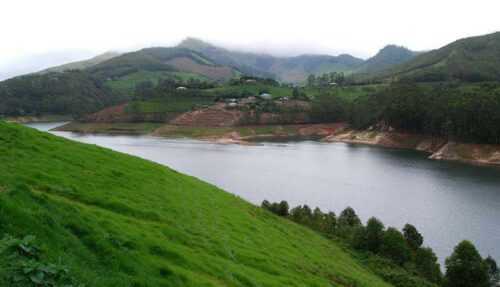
0,121 -> 392,287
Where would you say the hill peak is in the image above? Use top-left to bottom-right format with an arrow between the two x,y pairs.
179,37 -> 217,50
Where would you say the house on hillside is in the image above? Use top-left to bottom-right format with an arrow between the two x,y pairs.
258,93 -> 272,100
176,86 -> 188,90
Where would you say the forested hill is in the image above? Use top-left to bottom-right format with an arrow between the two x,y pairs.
374,32 -> 500,82
0,47 -> 240,117
0,121 -> 393,287
0,70 -> 122,117
355,45 -> 418,74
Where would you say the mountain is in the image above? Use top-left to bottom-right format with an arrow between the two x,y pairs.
90,47 -> 240,82
179,38 -> 364,83
39,51 -> 121,73
377,32 -> 500,82
355,45 -> 418,74
0,47 -> 242,117
0,121 -> 393,287
178,37 -> 278,79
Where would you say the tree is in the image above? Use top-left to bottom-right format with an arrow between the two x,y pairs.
289,205 -> 312,226
312,207 -> 325,231
307,74 -> 316,87
292,87 -> 300,99
444,240 -> 489,287
134,81 -> 155,99
338,207 -> 361,227
485,256 -> 500,287
318,74 -> 329,87
277,201 -> 289,217
403,224 -> 423,250
380,227 -> 411,265
324,212 -> 337,234
415,247 -> 442,284
365,217 -> 385,253
261,200 -> 271,210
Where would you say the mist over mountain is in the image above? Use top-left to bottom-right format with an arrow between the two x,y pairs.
0,50 -> 95,81
179,38 -> 365,82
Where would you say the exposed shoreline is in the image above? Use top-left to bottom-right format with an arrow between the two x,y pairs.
4,115 -> 73,124
54,121 -> 500,167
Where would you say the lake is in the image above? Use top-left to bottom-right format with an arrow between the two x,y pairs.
27,122 -> 500,266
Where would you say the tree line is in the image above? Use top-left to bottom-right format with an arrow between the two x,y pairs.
310,82 -> 500,144
262,200 -> 499,287
307,72 -> 347,87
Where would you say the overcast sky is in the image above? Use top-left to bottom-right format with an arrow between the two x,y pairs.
1,0 -> 499,79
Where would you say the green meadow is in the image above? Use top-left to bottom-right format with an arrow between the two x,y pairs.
0,121 -> 391,287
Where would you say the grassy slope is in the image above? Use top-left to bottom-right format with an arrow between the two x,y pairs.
0,122 -> 391,287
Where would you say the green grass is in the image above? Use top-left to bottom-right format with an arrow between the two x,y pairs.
306,84 -> 386,102
0,121 -> 392,286
55,122 -> 163,135
127,96 -> 214,114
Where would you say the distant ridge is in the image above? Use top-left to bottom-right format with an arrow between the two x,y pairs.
89,47 -> 240,82
375,31 -> 500,82
355,45 -> 419,74
39,51 -> 121,73
178,37 -> 365,83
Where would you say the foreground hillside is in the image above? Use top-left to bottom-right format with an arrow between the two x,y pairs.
0,121 -> 391,287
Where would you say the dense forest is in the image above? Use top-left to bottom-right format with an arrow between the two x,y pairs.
312,82 -> 500,144
0,71 -> 123,117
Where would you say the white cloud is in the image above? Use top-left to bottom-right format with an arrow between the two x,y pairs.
1,0 -> 499,78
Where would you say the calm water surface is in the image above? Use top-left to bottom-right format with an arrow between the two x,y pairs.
28,122 -> 500,265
